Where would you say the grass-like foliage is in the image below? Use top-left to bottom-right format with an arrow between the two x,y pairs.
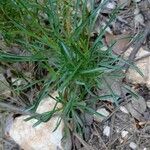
0,0 -> 128,132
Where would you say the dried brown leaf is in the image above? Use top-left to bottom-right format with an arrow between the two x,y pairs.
105,33 -> 130,55
126,96 -> 146,121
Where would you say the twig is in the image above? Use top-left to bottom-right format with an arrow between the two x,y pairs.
73,133 -> 94,150
93,124 -> 108,150
0,101 -> 37,116
102,98 -> 131,123
106,125 -> 129,147
109,114 -> 116,139
124,22 -> 150,72
116,135 -> 133,150
107,114 -> 116,149
136,121 -> 150,148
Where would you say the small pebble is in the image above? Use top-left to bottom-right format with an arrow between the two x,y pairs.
87,0 -> 92,12
106,2 -> 116,9
121,130 -> 128,138
103,126 -> 110,137
94,108 -> 110,122
129,142 -> 137,150
119,138 -> 124,143
134,14 -> 145,26
101,46 -> 108,51
101,22 -> 113,34
120,106 -> 129,114
97,108 -> 110,117
134,7 -> 140,15
134,7 -> 145,27
134,0 -> 142,2
11,78 -> 22,86
146,101 -> 150,108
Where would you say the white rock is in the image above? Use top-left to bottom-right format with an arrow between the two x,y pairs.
134,7 -> 144,27
106,2 -> 116,9
146,101 -> 150,108
101,46 -> 108,51
8,92 -> 64,150
121,130 -> 128,138
125,48 -> 150,88
36,91 -> 62,113
97,108 -> 110,117
103,126 -> 110,137
93,21 -> 113,35
87,0 -> 94,12
116,129 -> 120,133
11,78 -> 22,86
119,138 -> 124,143
134,0 -> 142,2
94,108 -> 110,122
101,22 -> 113,34
129,142 -> 137,149
134,13 -> 145,26
9,116 -> 64,150
143,148 -> 147,150
120,106 -> 129,114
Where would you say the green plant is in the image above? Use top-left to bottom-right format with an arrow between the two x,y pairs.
0,0 -> 136,133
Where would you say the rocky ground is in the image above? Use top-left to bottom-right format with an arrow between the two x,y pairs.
76,0 -> 150,149
0,0 -> 150,149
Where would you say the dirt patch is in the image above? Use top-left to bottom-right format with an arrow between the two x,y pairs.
71,84 -> 150,150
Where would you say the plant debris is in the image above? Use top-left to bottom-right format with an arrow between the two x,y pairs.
0,0 -> 150,149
